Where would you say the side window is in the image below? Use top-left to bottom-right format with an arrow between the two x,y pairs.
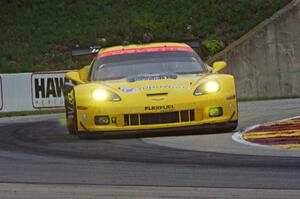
88,58 -> 97,81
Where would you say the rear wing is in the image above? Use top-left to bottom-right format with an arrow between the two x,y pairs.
71,45 -> 102,56
71,40 -> 201,56
180,40 -> 201,48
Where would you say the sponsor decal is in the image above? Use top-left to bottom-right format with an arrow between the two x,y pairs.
145,105 -> 174,111
151,98 -> 165,102
97,46 -> 193,59
0,75 -> 3,110
31,71 -> 68,109
122,85 -> 190,93
122,88 -> 137,93
138,85 -> 190,91
67,90 -> 75,106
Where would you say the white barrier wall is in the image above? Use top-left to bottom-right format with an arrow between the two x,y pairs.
0,71 -> 68,112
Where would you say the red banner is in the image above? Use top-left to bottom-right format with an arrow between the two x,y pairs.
97,46 -> 192,59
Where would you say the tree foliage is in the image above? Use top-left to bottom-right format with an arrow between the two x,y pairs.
0,0 -> 291,72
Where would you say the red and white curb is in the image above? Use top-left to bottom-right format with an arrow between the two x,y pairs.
232,116 -> 300,150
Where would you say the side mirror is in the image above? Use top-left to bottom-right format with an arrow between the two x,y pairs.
65,71 -> 84,84
212,61 -> 227,73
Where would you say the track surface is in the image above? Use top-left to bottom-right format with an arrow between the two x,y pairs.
0,99 -> 300,198
145,99 -> 300,157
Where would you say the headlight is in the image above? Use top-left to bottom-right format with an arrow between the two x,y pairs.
92,89 -> 121,101
194,80 -> 220,96
93,89 -> 108,101
205,81 -> 220,93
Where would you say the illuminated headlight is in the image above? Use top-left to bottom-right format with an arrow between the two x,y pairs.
92,89 -> 121,101
194,80 -> 220,96
93,89 -> 108,101
205,81 -> 220,93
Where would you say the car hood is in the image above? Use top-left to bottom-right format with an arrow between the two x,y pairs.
95,74 -> 214,95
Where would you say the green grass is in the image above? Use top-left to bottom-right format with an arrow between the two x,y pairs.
0,109 -> 64,118
0,0 -> 291,73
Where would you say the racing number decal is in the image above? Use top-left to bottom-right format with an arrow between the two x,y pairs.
63,78 -> 76,103
67,90 -> 75,105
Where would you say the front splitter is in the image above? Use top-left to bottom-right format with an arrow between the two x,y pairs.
78,121 -> 238,139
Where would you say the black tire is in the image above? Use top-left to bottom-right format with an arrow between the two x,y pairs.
77,131 -> 92,139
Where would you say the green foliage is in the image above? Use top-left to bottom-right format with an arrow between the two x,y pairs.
202,38 -> 225,55
0,0 -> 291,73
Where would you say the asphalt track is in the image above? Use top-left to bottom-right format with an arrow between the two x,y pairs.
0,99 -> 300,199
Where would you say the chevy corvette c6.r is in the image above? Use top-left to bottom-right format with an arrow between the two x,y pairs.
63,42 -> 238,138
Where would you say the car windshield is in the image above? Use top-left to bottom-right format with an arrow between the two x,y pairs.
91,51 -> 206,81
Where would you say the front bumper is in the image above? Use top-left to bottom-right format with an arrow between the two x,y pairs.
75,89 -> 238,134
78,120 -> 238,138
76,100 -> 238,132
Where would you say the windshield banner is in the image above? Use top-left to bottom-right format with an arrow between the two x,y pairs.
97,46 -> 193,58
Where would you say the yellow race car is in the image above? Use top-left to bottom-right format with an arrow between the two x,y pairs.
64,42 -> 238,138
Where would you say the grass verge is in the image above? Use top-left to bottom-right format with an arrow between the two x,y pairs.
0,109 -> 64,118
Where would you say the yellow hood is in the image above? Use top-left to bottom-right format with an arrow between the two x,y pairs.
99,74 -> 210,95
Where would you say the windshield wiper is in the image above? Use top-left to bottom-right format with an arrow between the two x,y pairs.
127,73 -> 178,82
175,71 -> 202,75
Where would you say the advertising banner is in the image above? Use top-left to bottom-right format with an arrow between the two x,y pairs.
31,71 -> 67,109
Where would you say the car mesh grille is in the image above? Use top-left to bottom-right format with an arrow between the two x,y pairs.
124,110 -> 195,126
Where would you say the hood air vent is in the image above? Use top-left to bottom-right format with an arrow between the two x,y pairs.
146,92 -> 168,96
